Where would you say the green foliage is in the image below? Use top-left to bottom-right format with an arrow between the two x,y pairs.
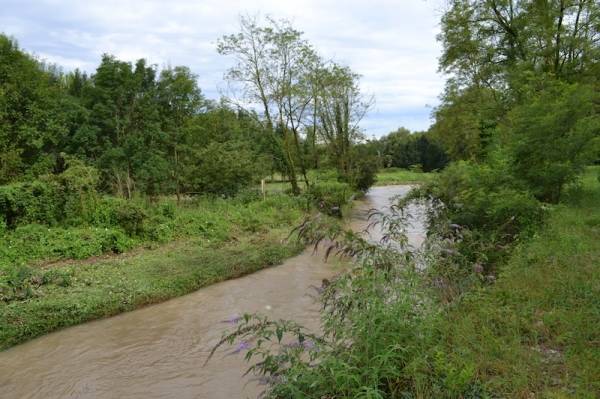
424,161 -> 544,236
306,181 -> 352,216
184,141 -> 263,196
0,195 -> 306,349
0,158 -> 100,228
378,127 -> 449,171
0,35 -> 88,184
430,85 -> 502,161
375,168 -> 434,186
410,160 -> 545,275
0,180 -> 62,227
434,168 -> 600,397
504,80 -> 600,203
113,200 -> 148,236
345,146 -> 379,191
0,263 -> 74,302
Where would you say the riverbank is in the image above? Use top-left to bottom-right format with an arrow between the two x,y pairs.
232,168 -> 599,398
436,167 -> 600,396
0,186 -> 413,399
0,170 -> 422,351
0,194 -> 309,350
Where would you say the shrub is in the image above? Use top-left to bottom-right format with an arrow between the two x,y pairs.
422,160 -> 544,236
306,182 -> 352,217
184,142 -> 262,196
408,159 -> 545,272
234,187 -> 263,204
505,81 -> 600,203
345,147 -> 378,191
0,180 -> 61,227
0,158 -> 100,228
52,157 -> 100,224
114,200 -> 147,236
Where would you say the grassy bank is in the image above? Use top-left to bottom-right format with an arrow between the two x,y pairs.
0,194 -> 308,350
263,168 -> 434,190
437,167 -> 600,397
375,167 -> 434,185
0,229 -> 303,350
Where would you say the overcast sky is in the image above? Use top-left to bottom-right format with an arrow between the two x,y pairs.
2,0 -> 446,136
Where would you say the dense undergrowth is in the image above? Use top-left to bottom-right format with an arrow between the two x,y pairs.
212,167 -> 599,398
437,168 -> 600,397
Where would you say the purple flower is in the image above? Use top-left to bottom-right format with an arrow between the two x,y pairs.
302,339 -> 316,350
221,314 -> 243,324
230,340 -> 251,354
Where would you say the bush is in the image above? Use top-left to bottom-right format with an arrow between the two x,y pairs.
505,81 -> 600,203
114,200 -> 147,236
0,180 -> 61,227
410,159 -> 545,271
345,147 -> 378,191
306,182 -> 352,217
184,142 -> 262,197
0,158 -> 100,228
423,160 -> 544,235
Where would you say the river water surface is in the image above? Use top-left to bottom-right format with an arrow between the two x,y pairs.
0,185 -> 424,399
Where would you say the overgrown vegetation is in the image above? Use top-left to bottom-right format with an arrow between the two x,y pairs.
208,1 -> 600,397
1,2 -> 599,396
0,14 -> 386,349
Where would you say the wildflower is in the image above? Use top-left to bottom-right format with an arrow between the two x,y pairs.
221,314 -> 242,324
230,340 -> 251,354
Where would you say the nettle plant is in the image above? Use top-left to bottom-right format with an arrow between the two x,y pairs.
205,200 -> 467,398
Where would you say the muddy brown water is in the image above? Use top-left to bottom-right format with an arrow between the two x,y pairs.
0,186 -> 425,399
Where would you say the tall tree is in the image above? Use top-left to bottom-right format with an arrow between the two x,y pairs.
218,16 -> 319,193
439,0 -> 600,89
157,66 -> 206,201
314,63 -> 372,176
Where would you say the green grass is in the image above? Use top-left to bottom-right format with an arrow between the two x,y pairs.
438,167 -> 600,397
0,228 -> 304,351
375,167 -> 434,185
0,193 -> 303,267
0,193 -> 308,350
262,168 -> 434,190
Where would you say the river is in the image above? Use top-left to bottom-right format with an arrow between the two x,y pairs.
0,185 -> 425,399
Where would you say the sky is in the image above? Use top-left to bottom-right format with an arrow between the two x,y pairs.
1,0 -> 446,137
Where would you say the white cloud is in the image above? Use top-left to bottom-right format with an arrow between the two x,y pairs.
1,0 -> 445,135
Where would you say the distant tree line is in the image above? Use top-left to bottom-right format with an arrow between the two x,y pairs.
366,127 -> 448,172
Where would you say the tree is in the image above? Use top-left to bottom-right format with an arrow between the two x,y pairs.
430,83 -> 502,161
218,16 -> 321,193
504,80 -> 600,202
157,66 -> 206,201
378,128 -> 448,171
0,34 -> 87,183
439,0 -> 600,89
314,63 -> 372,177
84,55 -> 166,197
